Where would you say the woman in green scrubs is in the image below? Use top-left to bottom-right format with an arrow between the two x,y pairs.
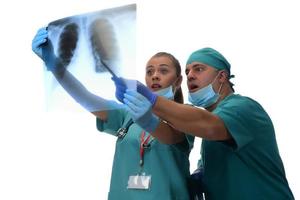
32,28 -> 194,200
95,52 -> 193,200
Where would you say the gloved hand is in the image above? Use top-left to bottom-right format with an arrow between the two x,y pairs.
32,27 -> 47,58
112,77 -> 158,105
32,27 -> 62,71
124,90 -> 159,133
111,76 -> 127,103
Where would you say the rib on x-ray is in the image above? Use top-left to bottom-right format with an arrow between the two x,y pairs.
43,4 -> 136,111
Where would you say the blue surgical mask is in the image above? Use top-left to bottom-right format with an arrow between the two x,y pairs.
188,75 -> 222,108
154,85 -> 174,100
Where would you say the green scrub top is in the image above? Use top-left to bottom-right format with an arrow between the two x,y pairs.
198,94 -> 294,200
96,108 -> 194,200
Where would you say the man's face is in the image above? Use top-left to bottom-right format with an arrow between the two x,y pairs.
185,62 -> 219,92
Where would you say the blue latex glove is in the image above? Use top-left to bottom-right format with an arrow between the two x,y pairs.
111,76 -> 127,103
124,90 -> 159,133
32,27 -> 47,58
32,27 -> 62,71
112,77 -> 158,105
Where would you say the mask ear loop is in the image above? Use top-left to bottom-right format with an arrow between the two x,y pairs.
212,70 -> 224,95
217,82 -> 224,94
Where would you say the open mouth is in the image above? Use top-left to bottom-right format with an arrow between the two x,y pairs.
188,84 -> 199,92
151,83 -> 162,91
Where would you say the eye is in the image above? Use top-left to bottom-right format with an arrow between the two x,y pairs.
160,68 -> 169,74
146,69 -> 154,76
195,66 -> 204,72
185,69 -> 190,75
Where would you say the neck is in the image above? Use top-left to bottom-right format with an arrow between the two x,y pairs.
206,84 -> 233,112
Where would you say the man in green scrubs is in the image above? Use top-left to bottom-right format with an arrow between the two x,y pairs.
115,48 -> 295,199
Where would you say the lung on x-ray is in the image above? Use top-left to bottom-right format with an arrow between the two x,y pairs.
44,4 -> 136,111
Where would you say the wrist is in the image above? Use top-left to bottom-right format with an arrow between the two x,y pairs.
143,114 -> 159,133
149,93 -> 158,106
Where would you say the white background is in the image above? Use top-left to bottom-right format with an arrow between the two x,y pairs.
0,0 -> 299,199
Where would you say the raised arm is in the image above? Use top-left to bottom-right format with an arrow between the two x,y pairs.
32,27 -> 120,120
52,69 -> 111,120
153,96 -> 230,140
113,77 -> 230,141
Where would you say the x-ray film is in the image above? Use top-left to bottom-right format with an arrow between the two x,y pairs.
43,4 -> 136,112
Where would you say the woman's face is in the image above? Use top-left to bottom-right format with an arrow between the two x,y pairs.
145,56 -> 181,92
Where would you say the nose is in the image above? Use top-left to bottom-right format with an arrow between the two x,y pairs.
187,70 -> 195,82
151,71 -> 160,81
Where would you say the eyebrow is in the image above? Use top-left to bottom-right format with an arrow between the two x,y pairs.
146,64 -> 170,69
186,63 -> 206,69
185,63 -> 207,74
191,63 -> 207,68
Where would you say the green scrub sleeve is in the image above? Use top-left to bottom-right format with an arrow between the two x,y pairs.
213,97 -> 257,151
96,108 -> 128,136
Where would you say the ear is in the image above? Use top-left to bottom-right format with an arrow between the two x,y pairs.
174,75 -> 182,89
218,70 -> 228,83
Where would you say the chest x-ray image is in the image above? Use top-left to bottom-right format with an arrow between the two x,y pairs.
43,4 -> 136,111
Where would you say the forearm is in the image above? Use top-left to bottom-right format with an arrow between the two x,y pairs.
151,121 -> 185,144
52,69 -> 109,119
153,96 -> 230,140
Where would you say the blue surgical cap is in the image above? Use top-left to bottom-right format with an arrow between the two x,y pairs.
186,47 -> 231,75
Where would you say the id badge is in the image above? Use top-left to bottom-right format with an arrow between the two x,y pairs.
127,174 -> 151,190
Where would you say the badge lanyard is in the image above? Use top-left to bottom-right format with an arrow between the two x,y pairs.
139,131 -> 153,167
127,131 -> 154,190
